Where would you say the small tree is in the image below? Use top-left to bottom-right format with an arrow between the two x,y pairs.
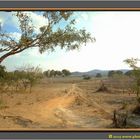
17,65 -> 43,93
55,70 -> 62,77
108,70 -> 115,77
0,65 -> 7,92
96,73 -> 102,78
124,58 -> 140,97
62,69 -> 71,76
108,70 -> 123,78
26,66 -> 42,93
50,70 -> 56,77
125,70 -> 133,77
43,70 -> 51,78
0,65 -> 6,78
115,70 -> 123,76
83,75 -> 91,80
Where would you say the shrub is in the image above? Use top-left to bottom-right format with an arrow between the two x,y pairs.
95,73 -> 102,78
83,75 -> 91,80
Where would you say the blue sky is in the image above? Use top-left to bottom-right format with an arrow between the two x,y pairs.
1,11 -> 140,72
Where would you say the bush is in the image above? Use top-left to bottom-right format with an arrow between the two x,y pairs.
95,73 -> 102,78
83,75 -> 91,80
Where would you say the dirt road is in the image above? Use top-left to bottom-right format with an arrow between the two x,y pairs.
0,83 -> 114,129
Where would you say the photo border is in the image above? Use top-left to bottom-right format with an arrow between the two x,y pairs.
0,0 -> 140,139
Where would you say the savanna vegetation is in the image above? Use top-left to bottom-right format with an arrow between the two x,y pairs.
0,11 -> 140,130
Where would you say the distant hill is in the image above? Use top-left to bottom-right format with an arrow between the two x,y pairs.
71,69 -> 129,77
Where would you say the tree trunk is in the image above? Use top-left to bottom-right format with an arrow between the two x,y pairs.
0,52 -> 15,64
113,110 -> 118,127
0,55 -> 8,63
0,46 -> 28,64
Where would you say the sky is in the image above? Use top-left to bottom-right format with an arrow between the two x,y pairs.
0,11 -> 140,72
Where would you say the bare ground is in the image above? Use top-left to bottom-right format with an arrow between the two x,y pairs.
0,78 -> 137,130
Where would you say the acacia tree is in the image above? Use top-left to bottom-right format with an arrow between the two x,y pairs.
25,66 -> 43,93
0,11 -> 94,63
62,69 -> 71,76
14,65 -> 43,93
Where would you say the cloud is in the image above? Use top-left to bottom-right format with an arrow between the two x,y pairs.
0,12 -> 19,32
10,32 -> 21,41
2,11 -> 140,72
0,11 -> 48,33
23,12 -> 48,33
43,12 -> 140,71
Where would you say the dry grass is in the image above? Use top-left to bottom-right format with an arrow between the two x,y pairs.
0,77 -> 137,130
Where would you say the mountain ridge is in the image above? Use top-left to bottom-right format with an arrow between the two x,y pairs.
71,69 -> 129,76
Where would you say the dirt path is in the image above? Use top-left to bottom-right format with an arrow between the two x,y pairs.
37,84 -> 87,128
0,83 -> 113,129
0,84 -> 84,129
37,84 -> 112,128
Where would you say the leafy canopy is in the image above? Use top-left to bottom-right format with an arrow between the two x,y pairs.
0,11 -> 94,63
124,58 -> 140,97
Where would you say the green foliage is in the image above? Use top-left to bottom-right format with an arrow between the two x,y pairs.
0,65 -> 43,94
55,70 -> 62,76
43,70 -> 50,78
44,69 -> 70,78
20,66 -> 43,93
50,70 -> 56,77
115,70 -> 123,75
124,58 -> 140,97
95,73 -> 102,78
83,75 -> 91,80
108,70 -> 123,77
0,65 -> 8,92
0,65 -> 6,78
0,11 -> 94,63
125,70 -> 133,77
62,69 -> 71,76
108,70 -> 116,77
124,58 -> 140,70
